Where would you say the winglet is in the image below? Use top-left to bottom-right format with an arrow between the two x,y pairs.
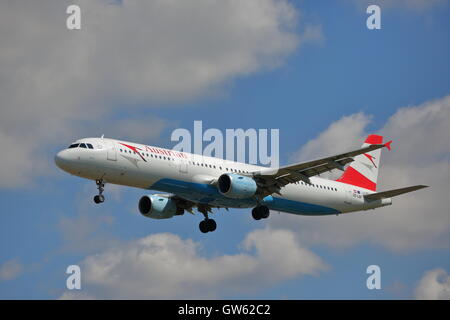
384,140 -> 393,151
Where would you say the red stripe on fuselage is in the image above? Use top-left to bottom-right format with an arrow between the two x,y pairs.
336,166 -> 377,191
120,143 -> 147,162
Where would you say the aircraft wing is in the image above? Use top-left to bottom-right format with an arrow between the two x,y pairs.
364,185 -> 429,201
251,143 -> 386,197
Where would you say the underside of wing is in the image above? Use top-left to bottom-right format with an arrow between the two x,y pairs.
164,194 -> 228,215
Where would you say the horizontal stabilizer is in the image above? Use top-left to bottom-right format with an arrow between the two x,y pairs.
364,185 -> 429,201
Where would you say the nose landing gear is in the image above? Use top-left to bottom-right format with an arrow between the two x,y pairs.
93,179 -> 105,204
252,205 -> 270,220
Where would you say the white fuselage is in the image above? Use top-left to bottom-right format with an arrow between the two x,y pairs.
55,137 -> 392,216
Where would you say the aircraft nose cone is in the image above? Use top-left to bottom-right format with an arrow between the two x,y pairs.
55,150 -> 71,170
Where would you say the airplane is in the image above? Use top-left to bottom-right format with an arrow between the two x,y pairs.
54,134 -> 428,233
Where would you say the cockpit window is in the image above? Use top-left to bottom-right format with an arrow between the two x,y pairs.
68,142 -> 94,149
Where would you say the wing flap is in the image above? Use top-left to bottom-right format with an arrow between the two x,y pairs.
364,185 -> 429,201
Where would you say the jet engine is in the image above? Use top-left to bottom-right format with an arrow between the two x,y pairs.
138,195 -> 182,219
217,173 -> 258,199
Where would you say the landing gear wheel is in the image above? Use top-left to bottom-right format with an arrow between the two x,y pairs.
260,206 -> 270,219
199,220 -> 209,233
207,219 -> 217,232
94,194 -> 105,204
199,218 -> 217,233
93,179 -> 105,204
252,206 -> 270,220
252,208 -> 262,220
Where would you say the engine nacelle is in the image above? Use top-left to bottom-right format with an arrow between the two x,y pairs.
138,195 -> 179,219
217,173 -> 257,199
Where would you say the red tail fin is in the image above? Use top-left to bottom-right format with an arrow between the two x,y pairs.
336,134 -> 386,191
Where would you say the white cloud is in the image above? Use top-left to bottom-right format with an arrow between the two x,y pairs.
293,113 -> 370,161
415,268 -> 450,299
0,259 -> 24,281
0,0 -> 316,187
59,228 -> 327,299
290,113 -> 370,179
104,117 -> 171,145
270,95 -> 450,252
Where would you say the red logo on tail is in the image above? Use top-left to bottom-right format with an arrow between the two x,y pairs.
363,153 -> 377,168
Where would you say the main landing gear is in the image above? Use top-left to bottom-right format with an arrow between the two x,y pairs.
252,205 -> 270,220
198,206 -> 216,233
93,179 -> 105,204
199,218 -> 217,233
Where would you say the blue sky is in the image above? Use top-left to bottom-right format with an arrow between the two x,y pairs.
1,0 -> 450,299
